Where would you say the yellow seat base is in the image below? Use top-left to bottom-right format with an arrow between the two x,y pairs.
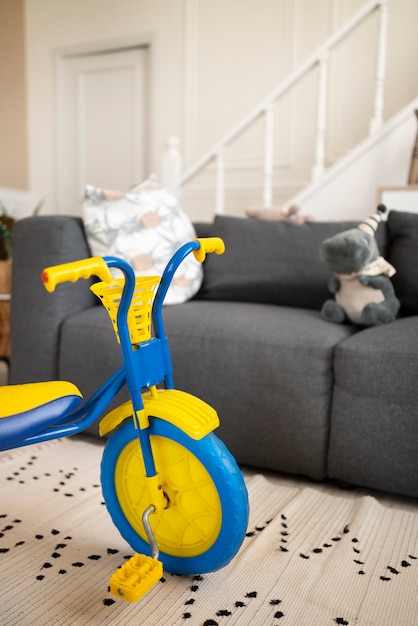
0,381 -> 82,418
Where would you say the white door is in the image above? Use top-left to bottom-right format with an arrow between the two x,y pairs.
56,46 -> 149,215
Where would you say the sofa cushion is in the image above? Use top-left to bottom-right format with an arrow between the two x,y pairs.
387,210 -> 418,315
198,215 -> 388,310
162,300 -> 357,480
58,299 -> 356,477
328,317 -> 418,497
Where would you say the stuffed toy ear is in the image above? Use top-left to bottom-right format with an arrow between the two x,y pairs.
320,205 -> 400,326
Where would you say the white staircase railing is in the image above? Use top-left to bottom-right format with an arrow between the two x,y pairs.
163,0 -> 390,216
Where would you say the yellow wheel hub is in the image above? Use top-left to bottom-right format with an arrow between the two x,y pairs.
114,436 -> 222,558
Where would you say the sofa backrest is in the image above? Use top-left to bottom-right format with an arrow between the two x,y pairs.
387,210 -> 418,316
196,215 -> 389,311
10,216 -> 96,384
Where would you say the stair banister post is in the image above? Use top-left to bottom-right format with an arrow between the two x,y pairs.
215,147 -> 225,215
263,102 -> 275,207
369,0 -> 389,135
312,51 -> 329,182
162,136 -> 183,196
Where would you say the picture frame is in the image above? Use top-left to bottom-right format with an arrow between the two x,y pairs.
377,185 -> 418,215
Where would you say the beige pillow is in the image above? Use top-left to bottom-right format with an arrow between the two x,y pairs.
82,176 -> 202,305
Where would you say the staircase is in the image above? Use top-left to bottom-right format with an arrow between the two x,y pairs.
163,0 -> 416,221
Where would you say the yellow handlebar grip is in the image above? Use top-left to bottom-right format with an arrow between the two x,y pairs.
193,237 -> 225,263
41,257 -> 112,292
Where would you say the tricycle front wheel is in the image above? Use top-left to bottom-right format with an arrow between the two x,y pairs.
101,419 -> 249,575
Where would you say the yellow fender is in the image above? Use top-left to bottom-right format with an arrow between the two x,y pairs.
99,388 -> 220,439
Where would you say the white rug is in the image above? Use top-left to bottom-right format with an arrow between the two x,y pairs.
1,437 -> 417,626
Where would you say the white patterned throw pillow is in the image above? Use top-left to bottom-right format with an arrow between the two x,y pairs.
82,176 -> 202,305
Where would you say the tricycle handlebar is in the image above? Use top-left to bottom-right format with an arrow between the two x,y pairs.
41,257 -> 112,292
40,237 -> 225,349
193,237 -> 225,263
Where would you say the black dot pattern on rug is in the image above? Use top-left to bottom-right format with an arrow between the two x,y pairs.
0,474 -> 136,610
276,511 -> 372,580
26,528 -> 124,587
200,591 -> 259,626
30,535 -> 135,606
378,554 -> 417,582
193,592 -> 287,625
3,447 -> 418,622
273,509 -> 418,586
245,517 -> 272,538
270,599 -> 285,621
4,456 -> 101,499
294,522 -> 352,561
278,513 -> 290,552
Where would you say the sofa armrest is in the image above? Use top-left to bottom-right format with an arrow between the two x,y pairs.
10,216 -> 95,383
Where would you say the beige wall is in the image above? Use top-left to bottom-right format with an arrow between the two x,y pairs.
24,0 -> 185,215
0,0 -> 28,189
2,0 -> 418,219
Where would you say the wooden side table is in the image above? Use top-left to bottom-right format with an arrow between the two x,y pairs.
0,294 -> 11,361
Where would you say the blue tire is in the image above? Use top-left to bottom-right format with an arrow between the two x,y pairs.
101,418 -> 249,575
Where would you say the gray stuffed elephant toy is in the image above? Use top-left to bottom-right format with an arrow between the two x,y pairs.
320,205 -> 400,326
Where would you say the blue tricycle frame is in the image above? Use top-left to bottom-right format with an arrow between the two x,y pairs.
0,238 -> 249,601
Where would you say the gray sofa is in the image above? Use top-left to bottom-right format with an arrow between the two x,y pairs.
10,211 -> 418,498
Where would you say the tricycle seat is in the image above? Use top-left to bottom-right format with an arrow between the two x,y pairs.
0,381 -> 83,450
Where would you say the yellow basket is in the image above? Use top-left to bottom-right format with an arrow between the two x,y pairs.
90,275 -> 160,344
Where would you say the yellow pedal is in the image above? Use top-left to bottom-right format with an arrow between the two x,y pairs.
110,553 -> 163,602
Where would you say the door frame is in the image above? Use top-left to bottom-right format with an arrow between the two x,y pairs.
54,35 -> 153,214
